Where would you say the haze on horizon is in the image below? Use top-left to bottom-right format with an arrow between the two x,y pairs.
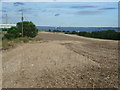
1,2 -> 118,27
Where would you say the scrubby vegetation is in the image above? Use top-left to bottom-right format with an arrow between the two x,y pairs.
17,21 -> 38,38
4,27 -> 21,40
2,21 -> 39,50
2,37 -> 42,50
2,37 -> 41,50
3,21 -> 38,40
47,30 -> 120,40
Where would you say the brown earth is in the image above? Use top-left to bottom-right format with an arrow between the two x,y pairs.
2,32 -> 119,88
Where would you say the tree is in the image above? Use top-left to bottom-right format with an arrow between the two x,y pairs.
2,28 -> 8,31
4,21 -> 38,40
4,27 -> 20,40
17,21 -> 38,37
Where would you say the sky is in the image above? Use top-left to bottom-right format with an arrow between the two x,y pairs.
1,1 -> 119,27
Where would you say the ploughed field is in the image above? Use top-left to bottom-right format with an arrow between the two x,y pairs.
2,32 -> 118,88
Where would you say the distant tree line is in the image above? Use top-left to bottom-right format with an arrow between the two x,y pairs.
47,29 -> 120,40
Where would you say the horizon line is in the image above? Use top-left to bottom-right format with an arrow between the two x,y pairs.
0,24 -> 118,27
36,25 -> 118,27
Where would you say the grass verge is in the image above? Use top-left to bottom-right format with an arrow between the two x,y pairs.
2,37 -> 42,50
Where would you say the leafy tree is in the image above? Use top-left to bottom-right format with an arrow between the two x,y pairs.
2,28 -> 8,31
4,27 -> 20,40
48,29 -> 51,32
71,31 -> 77,34
4,21 -> 38,40
17,21 -> 38,37
78,31 -> 87,36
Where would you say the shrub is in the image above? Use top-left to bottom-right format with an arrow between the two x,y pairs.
4,27 -> 21,40
78,30 -> 119,40
17,21 -> 38,38
48,29 -> 51,32
22,37 -> 29,43
4,21 -> 38,40
2,28 -> 8,31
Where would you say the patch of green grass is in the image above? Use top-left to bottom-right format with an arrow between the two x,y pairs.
13,38 -> 21,43
19,37 -> 30,43
32,38 -> 42,41
13,37 -> 33,43
2,39 -> 14,49
2,39 -> 9,49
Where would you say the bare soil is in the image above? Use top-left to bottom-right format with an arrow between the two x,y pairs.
2,32 -> 119,88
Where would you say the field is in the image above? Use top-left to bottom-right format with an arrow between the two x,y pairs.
2,32 -> 118,88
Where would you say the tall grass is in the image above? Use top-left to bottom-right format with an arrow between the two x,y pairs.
2,37 -> 42,50
2,39 -> 13,49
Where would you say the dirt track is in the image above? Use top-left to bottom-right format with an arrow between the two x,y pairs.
2,32 -> 118,88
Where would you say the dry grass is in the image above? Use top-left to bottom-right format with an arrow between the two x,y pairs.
2,37 -> 42,50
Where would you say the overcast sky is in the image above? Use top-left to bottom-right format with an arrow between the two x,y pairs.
1,1 -> 118,27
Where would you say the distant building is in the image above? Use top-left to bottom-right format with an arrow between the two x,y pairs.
0,24 -> 16,29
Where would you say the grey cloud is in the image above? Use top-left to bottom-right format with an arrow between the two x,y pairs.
54,14 -> 60,16
3,10 -> 7,12
76,11 -> 102,15
41,9 -> 47,12
71,5 -> 97,9
14,2 -> 24,6
17,8 -> 32,12
0,10 -> 7,12
99,7 -> 117,10
18,9 -> 23,12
